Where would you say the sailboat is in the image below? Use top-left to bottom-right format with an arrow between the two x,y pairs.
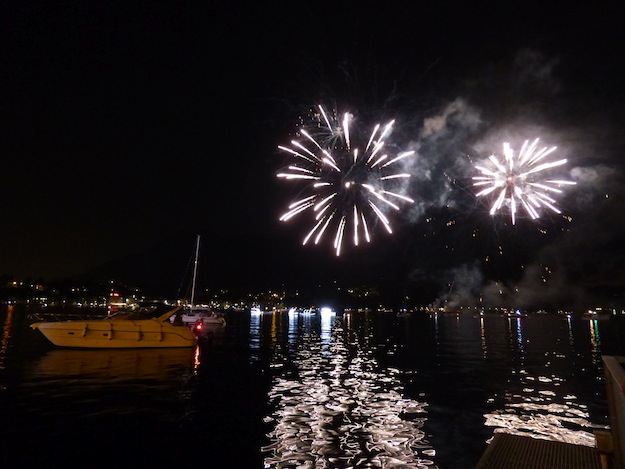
179,235 -> 226,329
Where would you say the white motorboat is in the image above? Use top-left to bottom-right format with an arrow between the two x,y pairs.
179,308 -> 226,327
31,305 -> 197,349
179,309 -> 204,324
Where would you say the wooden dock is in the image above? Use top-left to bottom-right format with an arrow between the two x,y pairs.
602,355 -> 625,469
475,433 -> 603,469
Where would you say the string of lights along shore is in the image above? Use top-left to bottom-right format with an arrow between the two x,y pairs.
278,105 -> 577,253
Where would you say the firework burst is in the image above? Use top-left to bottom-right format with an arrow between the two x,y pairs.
472,138 -> 576,224
277,105 -> 415,255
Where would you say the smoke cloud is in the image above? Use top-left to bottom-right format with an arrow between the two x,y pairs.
402,48 -> 625,311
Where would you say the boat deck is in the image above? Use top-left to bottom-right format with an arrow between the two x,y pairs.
475,433 -> 603,469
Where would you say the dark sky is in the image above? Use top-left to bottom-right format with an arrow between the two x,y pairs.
2,2 -> 624,308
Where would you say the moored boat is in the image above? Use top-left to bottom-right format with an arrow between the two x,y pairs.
31,305 -> 197,348
503,310 -> 528,318
195,312 -> 226,328
177,235 -> 227,329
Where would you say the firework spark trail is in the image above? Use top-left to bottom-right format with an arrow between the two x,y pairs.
473,138 -> 576,225
278,105 -> 415,255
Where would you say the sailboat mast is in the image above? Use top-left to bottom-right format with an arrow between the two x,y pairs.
190,235 -> 200,310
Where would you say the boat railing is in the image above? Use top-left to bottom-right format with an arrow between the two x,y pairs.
28,311 -> 109,323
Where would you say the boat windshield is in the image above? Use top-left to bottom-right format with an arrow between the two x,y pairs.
108,305 -> 176,321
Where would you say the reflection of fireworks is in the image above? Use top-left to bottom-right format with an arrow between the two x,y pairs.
473,139 -> 576,225
262,313 -> 436,468
278,105 -> 415,255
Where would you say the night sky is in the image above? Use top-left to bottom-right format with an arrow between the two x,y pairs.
2,2 -> 624,308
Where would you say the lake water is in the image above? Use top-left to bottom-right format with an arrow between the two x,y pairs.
1,305 -> 624,468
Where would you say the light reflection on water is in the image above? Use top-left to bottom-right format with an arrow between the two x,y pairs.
483,369 -> 600,446
479,316 -> 486,359
261,311 -> 437,468
484,315 -> 607,447
0,306 -> 14,378
32,347 -> 196,382
250,309 -> 262,357
590,319 -> 601,361
28,346 -> 197,416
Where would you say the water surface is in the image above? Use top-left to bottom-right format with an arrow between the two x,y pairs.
1,305 -> 623,468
